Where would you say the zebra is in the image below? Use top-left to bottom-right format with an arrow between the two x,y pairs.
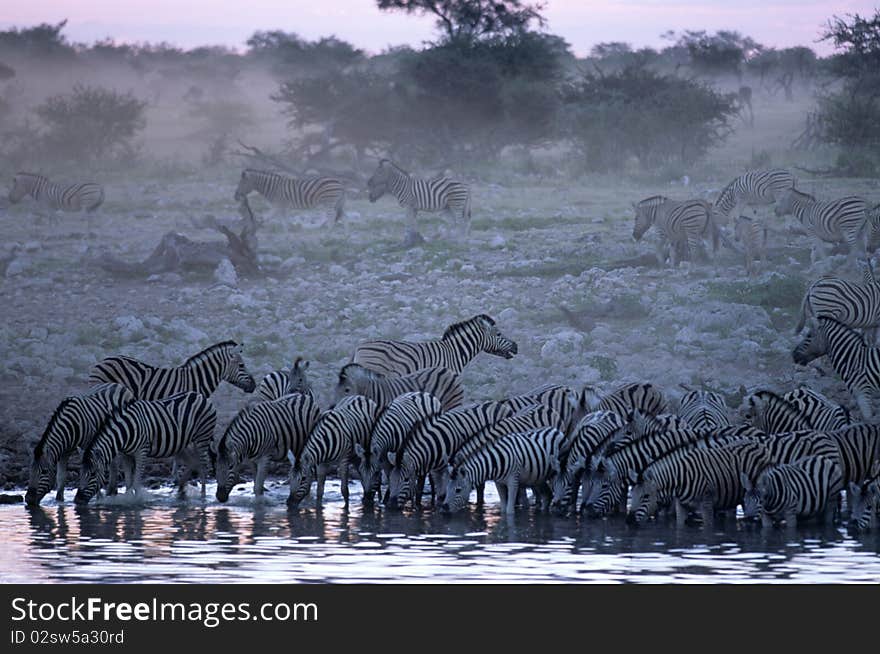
739,389 -> 815,433
774,189 -> 869,265
549,410 -> 625,515
233,168 -> 346,225
581,382 -> 666,421
795,260 -> 880,340
867,202 -> 880,253
74,391 -> 217,504
825,423 -> 880,489
335,363 -> 463,411
631,196 -> 719,267
8,172 -> 105,214
584,424 -> 763,518
793,316 -> 880,420
254,358 -> 312,403
733,215 -> 768,276
386,401 -> 513,510
617,411 -> 692,447
215,393 -> 321,502
287,395 -> 377,509
442,428 -> 566,514
89,340 -> 256,400
352,314 -> 518,377
782,387 -> 851,432
713,168 -> 797,221
25,383 -> 134,506
500,384 -> 579,437
677,387 -> 731,433
848,462 -> 880,530
740,456 -> 843,527
362,391 -> 443,502
366,158 -> 471,243
627,445 -> 750,528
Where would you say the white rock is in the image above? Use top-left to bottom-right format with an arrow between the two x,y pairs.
113,315 -> 146,341
488,235 -> 507,249
5,257 -> 30,276
213,258 -> 238,287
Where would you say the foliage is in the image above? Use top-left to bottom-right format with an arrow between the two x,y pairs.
377,0 -> 546,43
675,30 -> 762,78
561,66 -> 737,171
35,84 -> 148,162
0,20 -> 75,60
247,31 -> 363,77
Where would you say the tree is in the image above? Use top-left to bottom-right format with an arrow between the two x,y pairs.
377,0 -> 546,43
247,30 -> 362,77
675,30 -> 762,79
0,20 -> 75,60
35,84 -> 148,162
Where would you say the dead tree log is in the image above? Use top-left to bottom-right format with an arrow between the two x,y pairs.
98,199 -> 261,277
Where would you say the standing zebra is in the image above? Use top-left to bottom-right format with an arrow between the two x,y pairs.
89,341 -> 256,400
254,358 -> 312,403
713,168 -> 796,220
795,261 -> 880,340
500,384 -> 578,437
632,196 -> 719,267
8,172 -> 105,214
741,456 -> 843,527
733,215 -> 768,276
782,387 -> 851,432
352,314 -> 517,377
677,387 -> 731,433
581,382 -> 666,421
75,392 -> 217,504
233,168 -> 346,226
335,364 -> 463,410
367,159 -> 471,243
26,383 -> 134,506
739,389 -> 815,433
774,189 -> 869,265
442,428 -> 566,514
363,391 -> 443,501
848,462 -> 880,530
386,401 -> 513,510
287,395 -> 378,508
793,316 -> 880,419
215,394 -> 320,502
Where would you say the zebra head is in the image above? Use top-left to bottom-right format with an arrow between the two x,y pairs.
286,450 -> 314,509
74,417 -> 121,505
386,454 -> 413,510
288,358 -> 311,395
549,457 -> 578,515
352,442 -> 381,499
366,159 -> 395,202
849,478 -> 879,531
626,469 -> 659,525
335,363 -> 374,403
8,173 -> 38,204
222,344 -> 256,393
739,472 -> 761,520
234,170 -> 256,202
477,315 -> 518,360
214,432 -> 241,503
792,318 -> 831,366
26,399 -> 76,507
583,456 -> 626,518
440,468 -> 474,514
632,197 -> 663,241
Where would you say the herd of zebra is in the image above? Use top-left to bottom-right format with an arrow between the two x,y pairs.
21,313 -> 880,531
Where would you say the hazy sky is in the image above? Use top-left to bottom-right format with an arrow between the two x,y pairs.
1,1 -> 875,55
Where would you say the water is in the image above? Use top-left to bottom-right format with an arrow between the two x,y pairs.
2,481 -> 879,583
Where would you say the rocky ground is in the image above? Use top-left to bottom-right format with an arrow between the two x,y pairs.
1,164 -> 879,490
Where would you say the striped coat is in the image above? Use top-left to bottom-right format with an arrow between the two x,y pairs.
234,168 -> 346,224
335,363 -> 463,410
8,172 -> 104,212
632,196 -> 718,266
713,168 -> 797,219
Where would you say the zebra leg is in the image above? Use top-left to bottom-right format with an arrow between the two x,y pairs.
505,476 -> 520,515
760,511 -> 774,529
254,458 -> 268,497
476,482 -> 485,506
700,500 -> 715,531
822,502 -> 836,527
496,482 -> 508,510
315,466 -> 327,505
784,509 -> 798,529
340,463 -> 350,508
131,453 -> 146,496
55,456 -> 69,502
674,498 -> 688,527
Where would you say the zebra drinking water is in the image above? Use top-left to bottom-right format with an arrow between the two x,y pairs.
677,387 -> 731,433
75,392 -> 217,504
233,168 -> 346,226
352,314 -> 518,376
25,383 -> 134,506
215,393 -> 321,502
89,340 -> 256,400
366,159 -> 471,243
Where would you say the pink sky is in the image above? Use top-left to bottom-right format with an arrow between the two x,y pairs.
1,1 -> 875,55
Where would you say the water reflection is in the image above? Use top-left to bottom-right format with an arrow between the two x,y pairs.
1,481 -> 878,583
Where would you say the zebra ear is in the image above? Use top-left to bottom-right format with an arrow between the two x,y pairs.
387,451 -> 397,467
870,461 -> 880,478
353,442 -> 365,458
848,482 -> 861,498
627,469 -> 639,485
740,472 -> 753,492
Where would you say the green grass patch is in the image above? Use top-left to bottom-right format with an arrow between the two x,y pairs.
588,355 -> 618,381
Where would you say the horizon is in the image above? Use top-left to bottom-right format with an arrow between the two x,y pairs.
1,1 -> 876,57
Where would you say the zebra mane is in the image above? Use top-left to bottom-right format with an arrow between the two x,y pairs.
442,314 -> 495,340
15,171 -> 46,180
380,159 -> 410,176
636,195 -> 669,207
81,404 -> 127,462
183,340 -> 239,366
817,315 -> 867,344
34,398 -> 77,460
338,362 -> 383,384
789,188 -> 815,202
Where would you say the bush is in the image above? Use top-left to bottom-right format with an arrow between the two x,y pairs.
561,66 -> 737,171
35,84 -> 148,163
